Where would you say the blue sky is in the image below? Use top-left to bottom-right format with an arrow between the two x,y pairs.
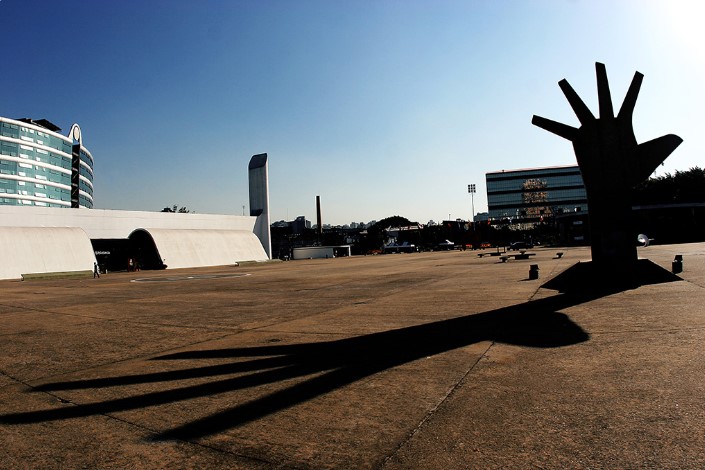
1,0 -> 703,225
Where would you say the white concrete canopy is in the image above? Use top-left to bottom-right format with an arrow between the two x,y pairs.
133,228 -> 268,269
0,206 -> 271,280
0,149 -> 273,278
0,227 -> 95,280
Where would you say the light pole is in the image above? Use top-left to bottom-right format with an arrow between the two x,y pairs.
468,184 -> 476,229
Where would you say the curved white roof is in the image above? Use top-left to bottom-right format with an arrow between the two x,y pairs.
134,228 -> 268,269
0,227 -> 95,280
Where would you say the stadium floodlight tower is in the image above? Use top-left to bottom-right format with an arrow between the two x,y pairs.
248,153 -> 271,259
468,183 -> 476,227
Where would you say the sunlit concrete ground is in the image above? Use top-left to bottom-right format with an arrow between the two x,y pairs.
1,244 -> 703,469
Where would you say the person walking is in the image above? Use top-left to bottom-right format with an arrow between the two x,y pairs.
93,262 -> 100,279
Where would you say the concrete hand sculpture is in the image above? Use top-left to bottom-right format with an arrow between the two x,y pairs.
532,62 -> 682,270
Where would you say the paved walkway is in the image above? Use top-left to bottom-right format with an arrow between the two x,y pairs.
1,244 -> 703,468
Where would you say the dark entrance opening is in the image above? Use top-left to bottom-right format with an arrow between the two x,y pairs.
128,229 -> 166,270
91,239 -> 130,273
91,231 -> 166,273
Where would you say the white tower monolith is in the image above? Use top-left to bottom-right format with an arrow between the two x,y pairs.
248,153 -> 271,259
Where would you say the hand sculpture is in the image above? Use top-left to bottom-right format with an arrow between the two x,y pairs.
532,62 -> 682,269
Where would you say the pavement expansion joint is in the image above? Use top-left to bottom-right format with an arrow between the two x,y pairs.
683,277 -> 705,289
0,368 -> 35,390
0,370 -> 85,417
589,325 -> 705,336
125,415 -> 277,468
380,341 -> 495,468
20,332 -> 240,387
0,301 -> 229,332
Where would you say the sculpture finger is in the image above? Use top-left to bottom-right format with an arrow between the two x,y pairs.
596,62 -> 614,119
618,71 -> 644,120
631,134 -> 683,184
559,78 -> 595,124
532,115 -> 578,141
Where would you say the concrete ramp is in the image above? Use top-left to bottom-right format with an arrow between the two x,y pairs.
133,229 -> 269,270
0,227 -> 96,280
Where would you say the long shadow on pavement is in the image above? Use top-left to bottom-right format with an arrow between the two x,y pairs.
1,266 -> 679,441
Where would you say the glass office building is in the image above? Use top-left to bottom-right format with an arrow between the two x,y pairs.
0,116 -> 93,208
486,165 -> 587,223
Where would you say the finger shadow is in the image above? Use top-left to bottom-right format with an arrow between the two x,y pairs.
2,291 -> 594,440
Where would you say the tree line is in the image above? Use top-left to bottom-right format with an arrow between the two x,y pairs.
633,167 -> 705,205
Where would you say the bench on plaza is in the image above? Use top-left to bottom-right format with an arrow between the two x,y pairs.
513,251 -> 536,260
499,252 -> 536,262
485,247 -> 507,257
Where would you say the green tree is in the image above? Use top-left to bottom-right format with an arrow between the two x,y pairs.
633,167 -> 705,205
161,205 -> 191,213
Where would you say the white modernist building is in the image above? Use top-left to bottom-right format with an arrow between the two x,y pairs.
0,147 -> 272,280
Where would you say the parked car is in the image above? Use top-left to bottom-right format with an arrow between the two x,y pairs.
383,242 -> 417,253
437,240 -> 456,251
508,241 -> 533,251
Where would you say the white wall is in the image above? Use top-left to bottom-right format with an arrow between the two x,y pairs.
0,227 -> 95,280
143,229 -> 268,269
0,206 -> 270,279
0,206 -> 257,239
293,246 -> 336,260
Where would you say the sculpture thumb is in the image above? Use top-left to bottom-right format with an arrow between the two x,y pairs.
631,134 -> 683,185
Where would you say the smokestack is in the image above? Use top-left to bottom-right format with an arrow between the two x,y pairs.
316,195 -> 322,237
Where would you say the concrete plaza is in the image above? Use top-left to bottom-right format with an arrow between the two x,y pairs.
1,244 -> 704,468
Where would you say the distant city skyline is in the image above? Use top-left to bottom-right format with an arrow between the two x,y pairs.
2,0 -> 702,225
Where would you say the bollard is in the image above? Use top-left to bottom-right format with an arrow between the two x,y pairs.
529,264 -> 539,280
672,255 -> 683,274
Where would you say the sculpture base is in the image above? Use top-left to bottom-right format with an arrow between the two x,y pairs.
541,259 -> 680,296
